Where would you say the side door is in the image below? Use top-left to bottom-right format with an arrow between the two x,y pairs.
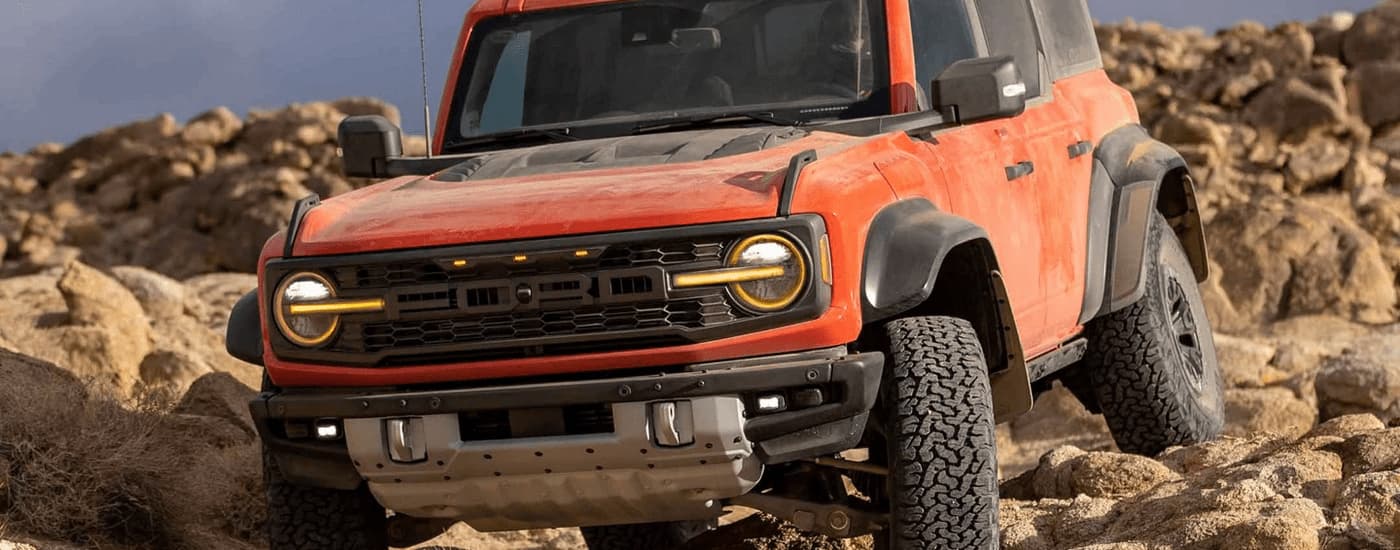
962,0 -> 1062,350
900,0 -> 1052,350
1027,0 -> 1107,338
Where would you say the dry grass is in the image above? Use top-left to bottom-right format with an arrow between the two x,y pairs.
0,349 -> 263,549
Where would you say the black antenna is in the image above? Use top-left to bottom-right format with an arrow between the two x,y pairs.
417,0 -> 434,158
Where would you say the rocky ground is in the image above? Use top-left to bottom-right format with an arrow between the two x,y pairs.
2,2 -> 1400,549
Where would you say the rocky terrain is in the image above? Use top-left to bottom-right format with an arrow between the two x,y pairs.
2,2 -> 1400,549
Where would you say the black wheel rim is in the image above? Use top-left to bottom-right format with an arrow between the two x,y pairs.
1164,273 -> 1205,388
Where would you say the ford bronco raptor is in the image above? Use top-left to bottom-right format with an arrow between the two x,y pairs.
227,0 -> 1224,547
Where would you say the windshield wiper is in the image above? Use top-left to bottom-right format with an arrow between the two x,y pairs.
632,112 -> 805,134
445,127 -> 580,150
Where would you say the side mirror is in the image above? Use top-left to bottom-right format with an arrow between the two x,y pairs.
931,56 -> 1027,125
338,115 -> 403,178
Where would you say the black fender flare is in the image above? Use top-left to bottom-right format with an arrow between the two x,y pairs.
226,290 -> 265,366
1081,125 -> 1210,323
860,198 -> 1031,421
861,198 -> 987,321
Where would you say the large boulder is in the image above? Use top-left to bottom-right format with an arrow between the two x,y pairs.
1242,76 -> 1348,144
1206,197 -> 1397,327
1335,428 -> 1400,478
1347,61 -> 1400,128
1315,337 -> 1400,425
172,372 -> 258,437
54,261 -> 152,393
1002,446 -> 1179,500
110,266 -> 187,320
1342,0 -> 1400,64
1330,472 -> 1400,544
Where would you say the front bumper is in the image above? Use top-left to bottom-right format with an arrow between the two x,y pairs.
251,350 -> 883,527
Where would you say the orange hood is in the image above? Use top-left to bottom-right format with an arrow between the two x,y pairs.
291,128 -> 854,257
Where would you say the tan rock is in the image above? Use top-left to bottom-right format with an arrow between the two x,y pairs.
328,97 -> 402,127
1343,148 -> 1389,193
56,327 -> 147,394
53,262 -> 152,394
1207,197 -> 1397,326
172,372 -> 257,437
1348,61 -> 1400,128
1217,515 -> 1321,550
181,273 -> 258,333
1224,387 -> 1317,439
1310,12 -> 1355,60
149,312 -> 261,390
1331,472 -> 1400,541
1158,436 -> 1289,474
1215,334 -> 1285,388
1284,136 -> 1349,192
181,106 -> 244,146
1343,1 -> 1400,64
1306,414 -> 1387,439
161,413 -> 253,449
1316,347 -> 1400,424
57,261 -> 148,328
139,349 -> 213,392
1336,428 -> 1400,478
1243,78 -> 1347,143
1066,453 -> 1180,498
110,265 -> 187,320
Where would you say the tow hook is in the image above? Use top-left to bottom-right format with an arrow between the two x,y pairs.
385,417 -> 428,463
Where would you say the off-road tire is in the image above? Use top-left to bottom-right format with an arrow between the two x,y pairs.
581,523 -> 691,550
1086,213 -> 1224,457
876,316 -> 999,550
264,446 -> 388,550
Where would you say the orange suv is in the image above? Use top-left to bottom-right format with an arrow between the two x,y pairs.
228,0 -> 1223,547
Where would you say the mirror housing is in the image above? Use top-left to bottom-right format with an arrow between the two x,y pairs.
931,56 -> 1026,125
338,115 -> 404,178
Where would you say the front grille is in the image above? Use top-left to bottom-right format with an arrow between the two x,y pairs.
264,215 -> 829,367
355,292 -> 735,352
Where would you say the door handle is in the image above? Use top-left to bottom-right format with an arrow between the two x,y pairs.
1068,140 -> 1093,159
1005,161 -> 1035,181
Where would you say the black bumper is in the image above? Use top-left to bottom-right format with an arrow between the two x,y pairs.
252,351 -> 884,489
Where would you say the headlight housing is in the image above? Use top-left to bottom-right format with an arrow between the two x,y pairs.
726,234 -> 808,312
274,272 -> 340,347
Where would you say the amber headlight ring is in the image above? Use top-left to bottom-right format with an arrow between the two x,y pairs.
724,233 -> 811,314
273,271 -> 343,348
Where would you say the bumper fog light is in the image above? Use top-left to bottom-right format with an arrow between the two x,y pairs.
314,418 -> 342,441
756,394 -> 788,413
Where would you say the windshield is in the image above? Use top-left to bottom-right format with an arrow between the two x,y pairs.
443,0 -> 886,151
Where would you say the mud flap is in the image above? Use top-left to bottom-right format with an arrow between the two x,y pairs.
988,271 -> 1032,422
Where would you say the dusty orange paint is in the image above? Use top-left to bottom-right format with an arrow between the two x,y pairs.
266,0 -> 1143,387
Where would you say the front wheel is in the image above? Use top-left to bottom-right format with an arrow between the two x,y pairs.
264,447 -> 387,550
1085,213 -> 1224,457
873,316 -> 1000,550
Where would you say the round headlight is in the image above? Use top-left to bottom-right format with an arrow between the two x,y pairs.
274,272 -> 340,347
727,234 -> 807,312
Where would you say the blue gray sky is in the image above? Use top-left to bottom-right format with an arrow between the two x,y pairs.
0,0 -> 1374,152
